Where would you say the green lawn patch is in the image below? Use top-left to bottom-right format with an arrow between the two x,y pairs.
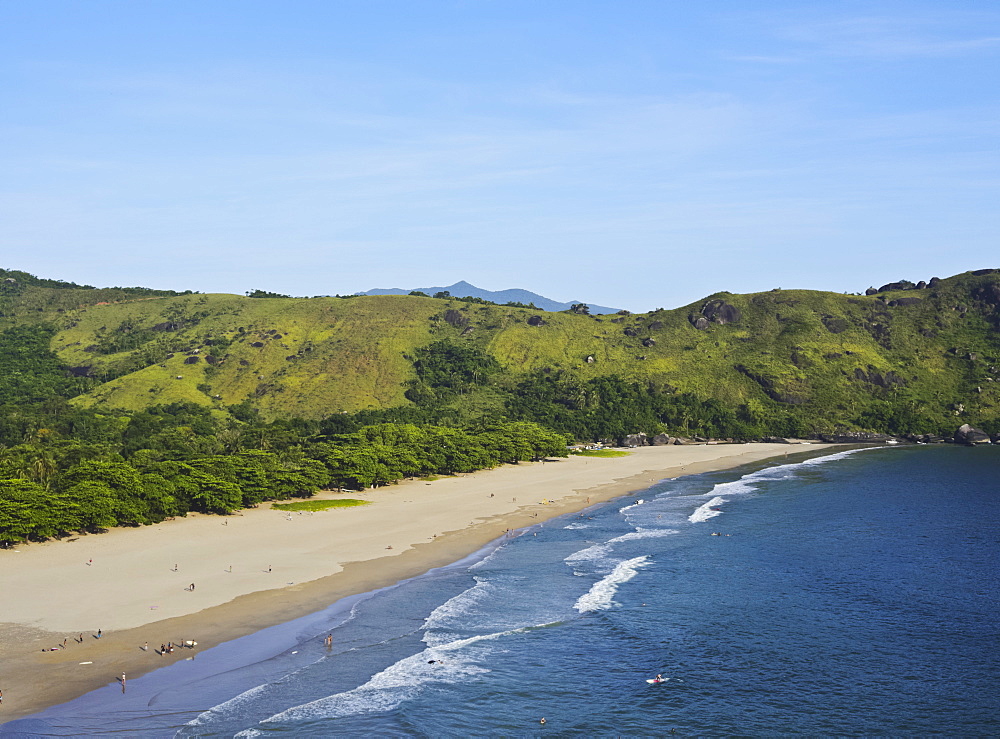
272,499 -> 370,511
570,449 -> 630,457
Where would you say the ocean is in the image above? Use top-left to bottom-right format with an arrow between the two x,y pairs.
4,444 -> 999,737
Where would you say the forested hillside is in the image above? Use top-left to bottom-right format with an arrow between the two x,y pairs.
1,266 -> 999,543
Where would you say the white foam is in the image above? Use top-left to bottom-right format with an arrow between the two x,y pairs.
619,500 -> 644,513
256,629 -> 519,726
564,541 -> 613,565
607,528 -> 679,545
186,683 -> 270,727
422,577 -> 493,636
564,522 -> 590,530
692,447 -> 876,514
468,543 -> 503,571
574,556 -> 650,613
702,447 -> 871,499
689,496 -> 727,523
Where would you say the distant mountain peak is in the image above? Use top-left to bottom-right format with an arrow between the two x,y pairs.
358,281 -> 621,314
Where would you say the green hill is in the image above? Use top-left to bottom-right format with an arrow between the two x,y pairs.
3,266 -> 1000,437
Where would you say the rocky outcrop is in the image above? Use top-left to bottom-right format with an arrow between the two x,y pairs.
877,280 -> 916,292
955,424 -> 991,445
972,282 -> 1000,307
151,321 -> 182,332
688,315 -> 710,330
651,433 -> 673,445
818,431 -> 896,443
526,315 -> 545,326
735,365 -> 809,404
822,315 -> 848,333
853,366 -> 907,388
443,309 -> 468,327
701,299 -> 741,325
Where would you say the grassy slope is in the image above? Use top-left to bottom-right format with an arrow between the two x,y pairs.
22,270 -> 1000,429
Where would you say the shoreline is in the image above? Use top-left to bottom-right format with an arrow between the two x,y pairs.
0,442 -> 842,722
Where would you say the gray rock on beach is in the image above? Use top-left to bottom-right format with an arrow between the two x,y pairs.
955,424 -> 992,445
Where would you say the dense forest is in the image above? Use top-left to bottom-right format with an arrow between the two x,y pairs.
2,267 -> 999,543
0,324 -> 567,543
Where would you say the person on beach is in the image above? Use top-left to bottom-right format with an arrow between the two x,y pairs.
189,583 -> 195,591
96,629 -> 102,638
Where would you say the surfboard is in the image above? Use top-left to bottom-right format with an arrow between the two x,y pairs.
646,678 -> 666,684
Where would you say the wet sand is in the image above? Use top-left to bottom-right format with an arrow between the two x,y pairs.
0,442 -> 835,722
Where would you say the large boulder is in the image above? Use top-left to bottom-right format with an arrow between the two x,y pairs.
651,433 -> 673,446
688,315 -> 710,330
621,433 -> 648,447
701,299 -> 741,325
955,424 -> 991,445
877,280 -> 916,292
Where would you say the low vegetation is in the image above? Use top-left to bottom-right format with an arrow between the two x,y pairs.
271,499 -> 369,511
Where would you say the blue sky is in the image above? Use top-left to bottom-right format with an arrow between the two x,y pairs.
2,1 -> 998,311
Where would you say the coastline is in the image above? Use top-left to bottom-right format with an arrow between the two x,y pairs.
0,442 -> 841,722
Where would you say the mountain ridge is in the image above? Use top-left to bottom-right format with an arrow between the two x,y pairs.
358,280 -> 622,314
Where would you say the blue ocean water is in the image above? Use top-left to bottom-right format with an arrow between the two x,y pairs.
4,445 -> 999,737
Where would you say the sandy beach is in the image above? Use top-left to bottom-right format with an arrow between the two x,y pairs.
0,442 -> 838,722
